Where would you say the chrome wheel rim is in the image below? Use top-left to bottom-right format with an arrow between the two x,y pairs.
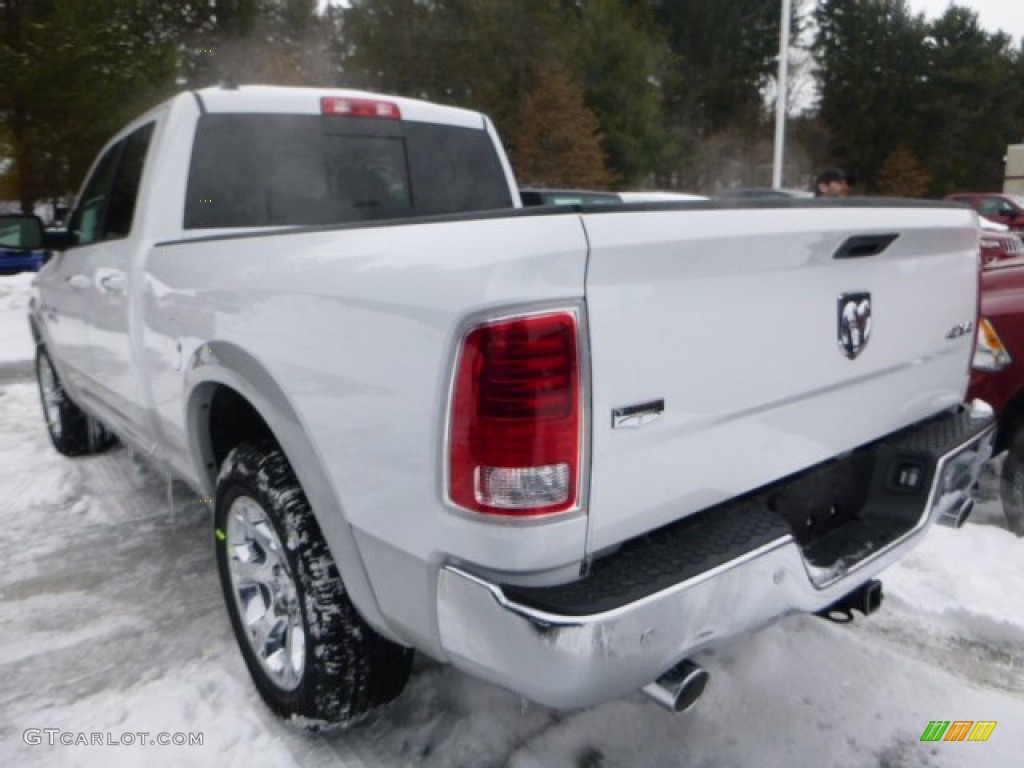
38,354 -> 64,440
225,495 -> 305,691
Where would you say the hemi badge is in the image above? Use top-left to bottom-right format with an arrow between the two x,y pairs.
945,321 -> 973,340
612,399 -> 665,429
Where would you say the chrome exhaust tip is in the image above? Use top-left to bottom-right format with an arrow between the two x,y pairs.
642,659 -> 709,713
861,579 -> 883,615
937,494 -> 974,528
817,578 -> 884,623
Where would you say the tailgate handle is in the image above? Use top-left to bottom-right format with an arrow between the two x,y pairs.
833,233 -> 899,259
612,399 -> 665,429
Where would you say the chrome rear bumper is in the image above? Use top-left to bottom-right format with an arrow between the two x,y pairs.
436,403 -> 994,709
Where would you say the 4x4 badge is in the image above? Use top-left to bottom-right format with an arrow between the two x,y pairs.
838,293 -> 871,359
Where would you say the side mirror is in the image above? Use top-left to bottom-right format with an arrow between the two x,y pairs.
43,228 -> 73,251
0,213 -> 45,250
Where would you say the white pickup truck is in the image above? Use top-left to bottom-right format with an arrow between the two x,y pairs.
17,85 -> 994,725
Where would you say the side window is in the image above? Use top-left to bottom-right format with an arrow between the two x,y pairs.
404,122 -> 513,214
107,123 -> 154,238
979,198 -> 1002,216
69,145 -> 120,247
68,122 -> 154,246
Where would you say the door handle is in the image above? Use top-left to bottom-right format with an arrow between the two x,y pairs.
67,274 -> 91,290
833,234 -> 900,259
99,272 -> 127,295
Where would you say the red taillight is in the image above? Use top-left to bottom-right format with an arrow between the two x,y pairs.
320,96 -> 401,119
448,312 -> 581,517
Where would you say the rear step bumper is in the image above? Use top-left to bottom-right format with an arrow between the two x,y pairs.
436,402 -> 994,709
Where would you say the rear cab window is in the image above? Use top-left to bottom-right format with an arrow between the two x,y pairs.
184,113 -> 513,229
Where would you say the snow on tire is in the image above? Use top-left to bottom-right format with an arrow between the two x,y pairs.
214,440 -> 413,726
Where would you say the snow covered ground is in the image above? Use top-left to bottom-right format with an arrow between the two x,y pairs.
1,271 -> 1023,767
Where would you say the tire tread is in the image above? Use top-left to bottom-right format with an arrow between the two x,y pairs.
215,441 -> 412,725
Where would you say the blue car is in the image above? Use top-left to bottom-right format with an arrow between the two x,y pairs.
0,245 -> 46,275
0,215 -> 47,275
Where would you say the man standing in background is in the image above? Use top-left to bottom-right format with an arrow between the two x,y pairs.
815,169 -> 853,197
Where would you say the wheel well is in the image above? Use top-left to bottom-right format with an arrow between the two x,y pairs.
203,385 -> 276,474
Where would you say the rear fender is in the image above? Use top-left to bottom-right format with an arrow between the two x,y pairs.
184,341 -> 400,644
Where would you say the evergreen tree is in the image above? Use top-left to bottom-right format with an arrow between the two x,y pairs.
0,0 -> 181,211
0,0 -> 330,211
814,0 -> 1023,193
875,146 -> 932,196
643,0 -> 795,189
339,0 -> 668,187
180,0 -> 329,87
918,7 -> 1019,192
571,0 -> 673,187
650,0 -> 785,133
511,66 -> 616,189
339,0 -> 566,138
814,0 -> 931,192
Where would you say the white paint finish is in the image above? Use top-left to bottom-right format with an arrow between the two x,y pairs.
141,213 -> 591,573
74,240 -> 147,446
581,205 -> 980,551
32,250 -> 95,399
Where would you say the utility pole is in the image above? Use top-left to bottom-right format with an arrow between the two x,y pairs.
772,0 -> 791,189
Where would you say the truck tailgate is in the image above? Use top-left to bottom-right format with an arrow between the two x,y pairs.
581,203 -> 980,553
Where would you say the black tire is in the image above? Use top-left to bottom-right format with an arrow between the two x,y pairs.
214,441 -> 413,725
999,426 -> 1024,537
35,346 -> 115,457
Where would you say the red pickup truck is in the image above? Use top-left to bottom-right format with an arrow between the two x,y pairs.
947,192 -> 1024,231
969,255 -> 1024,534
980,225 -> 1024,265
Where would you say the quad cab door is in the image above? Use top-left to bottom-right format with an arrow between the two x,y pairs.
41,122 -> 155,447
36,144 -> 120,398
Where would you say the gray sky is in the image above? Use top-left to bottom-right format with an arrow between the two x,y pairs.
907,0 -> 1024,42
